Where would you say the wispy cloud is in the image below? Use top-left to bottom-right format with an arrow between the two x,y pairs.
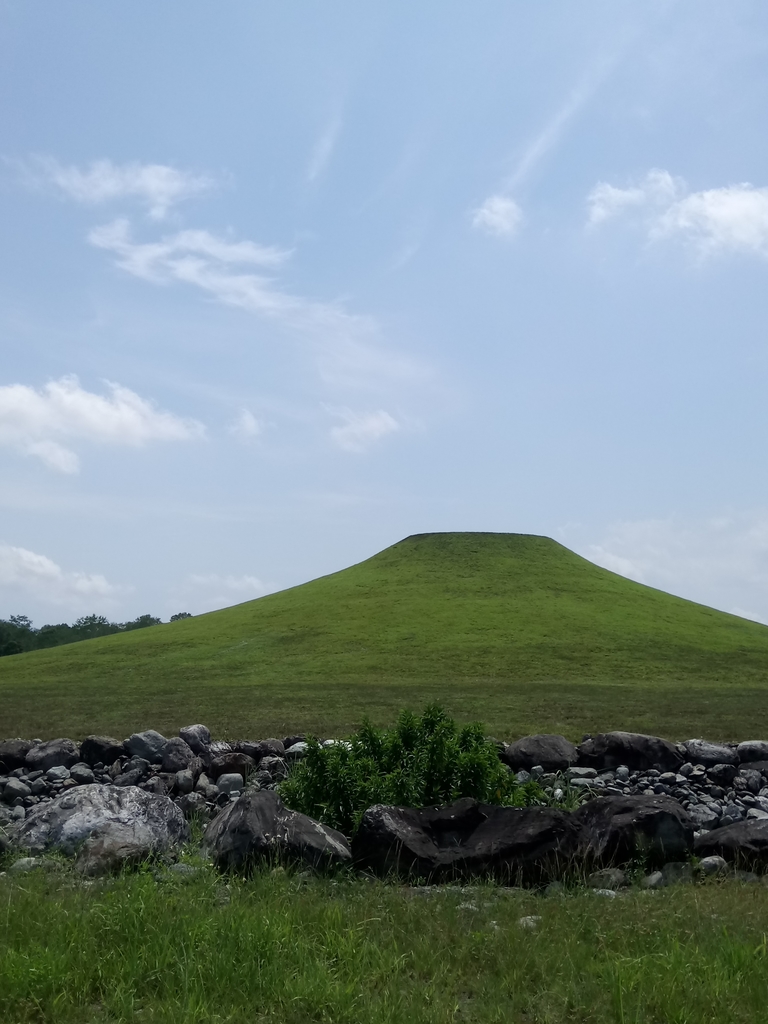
471,195 -> 522,238
587,169 -> 768,257
0,375 -> 204,473
581,513 -> 768,624
0,544 -> 117,611
228,409 -> 262,440
329,408 -> 399,452
306,115 -> 342,183
27,157 -> 214,219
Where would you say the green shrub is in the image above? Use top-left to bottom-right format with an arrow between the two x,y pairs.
279,703 -> 544,836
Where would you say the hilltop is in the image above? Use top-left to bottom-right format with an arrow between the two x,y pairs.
1,532 -> 767,740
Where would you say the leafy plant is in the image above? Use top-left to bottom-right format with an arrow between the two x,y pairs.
279,703 -> 544,835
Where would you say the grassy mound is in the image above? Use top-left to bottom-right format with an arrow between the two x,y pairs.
2,532 -> 768,740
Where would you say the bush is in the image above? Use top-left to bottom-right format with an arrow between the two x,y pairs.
279,703 -> 543,836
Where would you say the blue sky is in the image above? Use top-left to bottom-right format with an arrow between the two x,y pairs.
2,1 -> 768,624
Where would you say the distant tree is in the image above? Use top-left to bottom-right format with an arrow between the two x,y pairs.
0,614 -> 36,656
170,612 -> 193,621
9,614 -> 34,630
35,623 -> 75,648
121,614 -> 162,631
72,614 -> 118,641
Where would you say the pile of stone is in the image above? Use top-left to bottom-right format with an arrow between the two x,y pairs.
2,726 -> 768,884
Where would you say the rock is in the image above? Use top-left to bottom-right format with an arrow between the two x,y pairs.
707,763 -> 738,787
175,769 -> 195,795
697,855 -> 728,877
575,795 -> 694,867
46,765 -> 70,783
206,741 -> 232,759
747,808 -> 768,820
641,871 -> 664,889
578,733 -> 682,773
588,867 -> 627,889
204,789 -> 351,872
517,915 -> 541,929
661,861 -> 693,886
9,856 -> 60,874
0,739 -> 34,772
177,792 -> 209,819
593,888 -> 617,898
2,778 -> 31,803
258,756 -> 289,782
69,763 -> 95,786
25,739 -> 80,772
161,737 -> 196,773
208,752 -> 255,781
236,739 -> 285,761
13,784 -> 189,875
79,736 -> 126,767
694,819 -> 768,870
178,724 -> 211,755
740,769 -> 763,795
568,767 -> 598,780
284,742 -> 309,760
737,741 -> 768,763
687,805 -> 720,831
125,730 -> 168,764
352,798 -> 584,884
217,773 -> 244,796
502,735 -> 578,773
682,740 -> 738,767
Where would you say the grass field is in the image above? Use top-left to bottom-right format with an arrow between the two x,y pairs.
2,862 -> 768,1024
2,532 -> 768,741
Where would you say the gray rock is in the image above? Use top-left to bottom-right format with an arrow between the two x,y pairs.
69,763 -> 95,786
79,736 -> 126,767
0,739 -> 34,772
161,737 -> 196,773
642,871 -> 664,889
284,742 -> 309,760
567,767 -> 598,780
177,792 -> 209,819
578,733 -> 682,773
208,752 -> 255,781
747,808 -> 768,820
236,739 -> 285,761
707,763 -> 738,787
26,739 -> 80,773
216,773 -> 244,796
175,769 -> 195,795
352,798 -> 583,884
45,765 -> 70,783
682,740 -> 738,768
204,789 -> 351,872
125,730 -> 168,764
259,756 -> 289,782
695,818 -> 768,870
588,867 -> 627,889
2,778 -> 31,803
178,724 -> 211,755
737,741 -> 768,763
9,856 -> 60,874
697,855 -> 728,877
503,735 -> 578,773
575,794 -> 694,867
661,861 -> 693,886
13,784 -> 189,875
687,804 -> 720,831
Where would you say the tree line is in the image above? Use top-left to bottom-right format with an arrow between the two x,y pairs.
0,611 -> 193,658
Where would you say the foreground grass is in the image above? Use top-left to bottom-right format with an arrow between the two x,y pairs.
2,533 -> 768,741
1,865 -> 768,1024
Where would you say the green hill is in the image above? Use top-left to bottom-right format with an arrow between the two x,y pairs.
2,532 -> 768,741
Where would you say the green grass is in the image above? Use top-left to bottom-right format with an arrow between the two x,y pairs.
2,865 -> 768,1023
2,532 -> 768,741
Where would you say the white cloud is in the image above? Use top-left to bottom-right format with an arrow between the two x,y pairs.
229,409 -> 261,440
307,115 -> 342,183
0,375 -> 204,473
471,195 -> 522,238
587,169 -> 768,257
34,158 -> 212,219
329,408 -> 399,452
0,544 -> 117,612
581,513 -> 768,624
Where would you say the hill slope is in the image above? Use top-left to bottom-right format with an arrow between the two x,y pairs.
2,532 -> 768,740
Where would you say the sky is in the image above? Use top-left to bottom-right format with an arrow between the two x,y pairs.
2,1 -> 768,626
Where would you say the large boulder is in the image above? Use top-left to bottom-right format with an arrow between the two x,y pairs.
179,724 -> 211,755
575,794 -> 694,868
207,752 -> 255,781
502,735 -> 577,773
161,737 -> 196,773
578,732 -> 682,773
0,739 -> 34,772
25,738 -> 80,772
204,789 -> 351,872
125,730 -> 168,764
79,735 -> 126,766
681,739 -> 738,767
352,798 -> 584,884
737,741 -> 768,764
13,784 -> 189,875
236,739 -> 285,761
694,819 -> 768,870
